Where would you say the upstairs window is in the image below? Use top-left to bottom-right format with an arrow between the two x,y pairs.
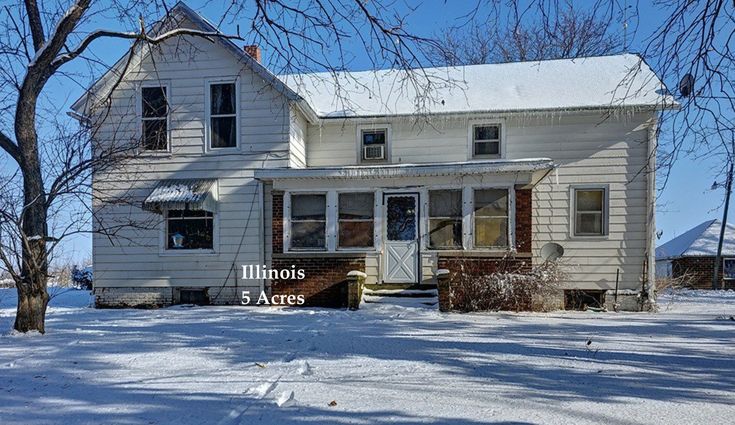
474,188 -> 509,248
573,188 -> 607,236
209,82 -> 237,149
290,194 -> 326,249
338,193 -> 375,248
141,86 -> 168,151
361,128 -> 387,161
472,124 -> 501,157
428,190 -> 463,249
166,209 -> 214,250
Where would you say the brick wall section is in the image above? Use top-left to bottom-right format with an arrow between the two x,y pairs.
672,256 -> 735,289
272,191 -> 284,254
95,287 -> 172,308
271,256 -> 366,307
514,188 -> 532,253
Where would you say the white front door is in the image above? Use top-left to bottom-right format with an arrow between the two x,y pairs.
383,193 -> 419,283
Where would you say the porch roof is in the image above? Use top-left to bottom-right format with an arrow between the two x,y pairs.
255,158 -> 555,181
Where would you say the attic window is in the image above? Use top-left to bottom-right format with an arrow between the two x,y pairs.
208,81 -> 238,149
472,124 -> 501,157
141,86 -> 168,151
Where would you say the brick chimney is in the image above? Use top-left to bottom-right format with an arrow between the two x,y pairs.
244,45 -> 261,63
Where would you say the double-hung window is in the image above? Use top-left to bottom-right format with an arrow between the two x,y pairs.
428,190 -> 463,249
474,188 -> 509,248
166,209 -> 214,250
290,194 -> 326,249
472,124 -> 501,157
360,128 -> 387,161
573,188 -> 607,236
141,86 -> 168,151
208,82 -> 237,149
338,193 -> 374,248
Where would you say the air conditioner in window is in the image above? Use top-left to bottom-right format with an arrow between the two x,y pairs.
363,144 -> 385,160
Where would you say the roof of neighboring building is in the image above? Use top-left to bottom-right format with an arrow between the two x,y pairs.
656,219 -> 735,260
279,54 -> 675,118
71,3 -> 675,121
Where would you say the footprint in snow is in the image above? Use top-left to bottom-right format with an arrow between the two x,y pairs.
248,381 -> 277,399
275,391 -> 295,407
282,352 -> 296,363
298,361 -> 313,376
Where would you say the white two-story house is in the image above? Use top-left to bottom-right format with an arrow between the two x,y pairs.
72,3 -> 672,310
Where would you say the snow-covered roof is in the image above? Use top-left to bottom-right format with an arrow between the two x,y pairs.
255,158 -> 554,180
656,220 -> 735,260
279,54 -> 674,118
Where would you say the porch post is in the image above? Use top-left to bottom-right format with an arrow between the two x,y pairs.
346,271 -> 367,310
436,268 -> 451,312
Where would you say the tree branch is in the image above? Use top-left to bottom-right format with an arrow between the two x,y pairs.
0,131 -> 19,163
52,27 -> 243,69
23,0 -> 45,51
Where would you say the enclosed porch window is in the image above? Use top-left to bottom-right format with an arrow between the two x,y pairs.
473,188 -> 509,248
338,193 -> 375,248
290,194 -> 327,249
428,190 -> 462,249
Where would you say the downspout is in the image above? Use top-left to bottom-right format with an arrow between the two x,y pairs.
645,118 -> 658,306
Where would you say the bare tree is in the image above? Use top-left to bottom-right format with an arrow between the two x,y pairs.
0,0 -> 439,333
431,0 -> 622,66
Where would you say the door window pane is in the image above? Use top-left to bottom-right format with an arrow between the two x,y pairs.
386,196 -> 417,241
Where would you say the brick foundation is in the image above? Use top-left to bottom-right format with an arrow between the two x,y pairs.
94,286 -> 252,308
671,256 -> 735,290
271,255 -> 366,307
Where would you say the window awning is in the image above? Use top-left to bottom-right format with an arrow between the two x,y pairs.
142,179 -> 218,214
255,158 -> 555,181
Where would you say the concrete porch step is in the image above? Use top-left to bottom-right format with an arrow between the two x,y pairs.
363,283 -> 438,291
362,294 -> 438,307
362,287 -> 438,298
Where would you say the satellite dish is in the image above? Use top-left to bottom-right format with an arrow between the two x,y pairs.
679,73 -> 694,98
540,242 -> 564,262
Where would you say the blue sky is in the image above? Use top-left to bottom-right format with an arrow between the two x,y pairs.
1,1 -> 723,264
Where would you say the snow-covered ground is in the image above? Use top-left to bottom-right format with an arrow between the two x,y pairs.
1,288 -> 733,425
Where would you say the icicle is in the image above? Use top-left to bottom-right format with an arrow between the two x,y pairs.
554,167 -> 559,186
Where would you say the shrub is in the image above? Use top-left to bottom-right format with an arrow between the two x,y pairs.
71,266 -> 93,290
449,257 -> 565,312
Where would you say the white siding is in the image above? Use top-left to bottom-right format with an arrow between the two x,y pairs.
289,107 -> 308,168
302,112 -> 654,291
91,22 -> 290,295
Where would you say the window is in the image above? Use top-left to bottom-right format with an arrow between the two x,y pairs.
361,128 -> 387,161
290,194 -> 326,249
141,86 -> 168,151
209,82 -> 237,149
723,259 -> 735,280
166,209 -> 214,250
474,188 -> 508,248
428,190 -> 462,249
338,193 -> 374,248
574,188 -> 607,236
472,124 -> 501,157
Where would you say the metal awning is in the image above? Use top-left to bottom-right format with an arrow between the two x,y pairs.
254,158 -> 555,181
142,179 -> 218,214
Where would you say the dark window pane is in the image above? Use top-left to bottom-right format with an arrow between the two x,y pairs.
142,87 -> 167,118
724,260 -> 735,279
167,210 -> 214,250
339,221 -> 374,247
429,218 -> 462,248
211,116 -> 237,148
143,119 -> 167,150
474,217 -> 508,247
474,141 -> 499,156
292,194 -> 326,220
291,221 -> 325,248
429,190 -> 462,217
576,212 -> 603,235
576,190 -> 604,211
386,196 -> 417,241
474,189 -> 508,216
362,130 -> 386,145
474,125 -> 499,141
211,83 -> 236,115
339,193 -> 374,219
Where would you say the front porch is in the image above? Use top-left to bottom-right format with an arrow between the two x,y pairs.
256,159 -> 553,308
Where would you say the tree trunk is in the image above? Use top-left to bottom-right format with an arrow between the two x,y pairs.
13,84 -> 49,334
